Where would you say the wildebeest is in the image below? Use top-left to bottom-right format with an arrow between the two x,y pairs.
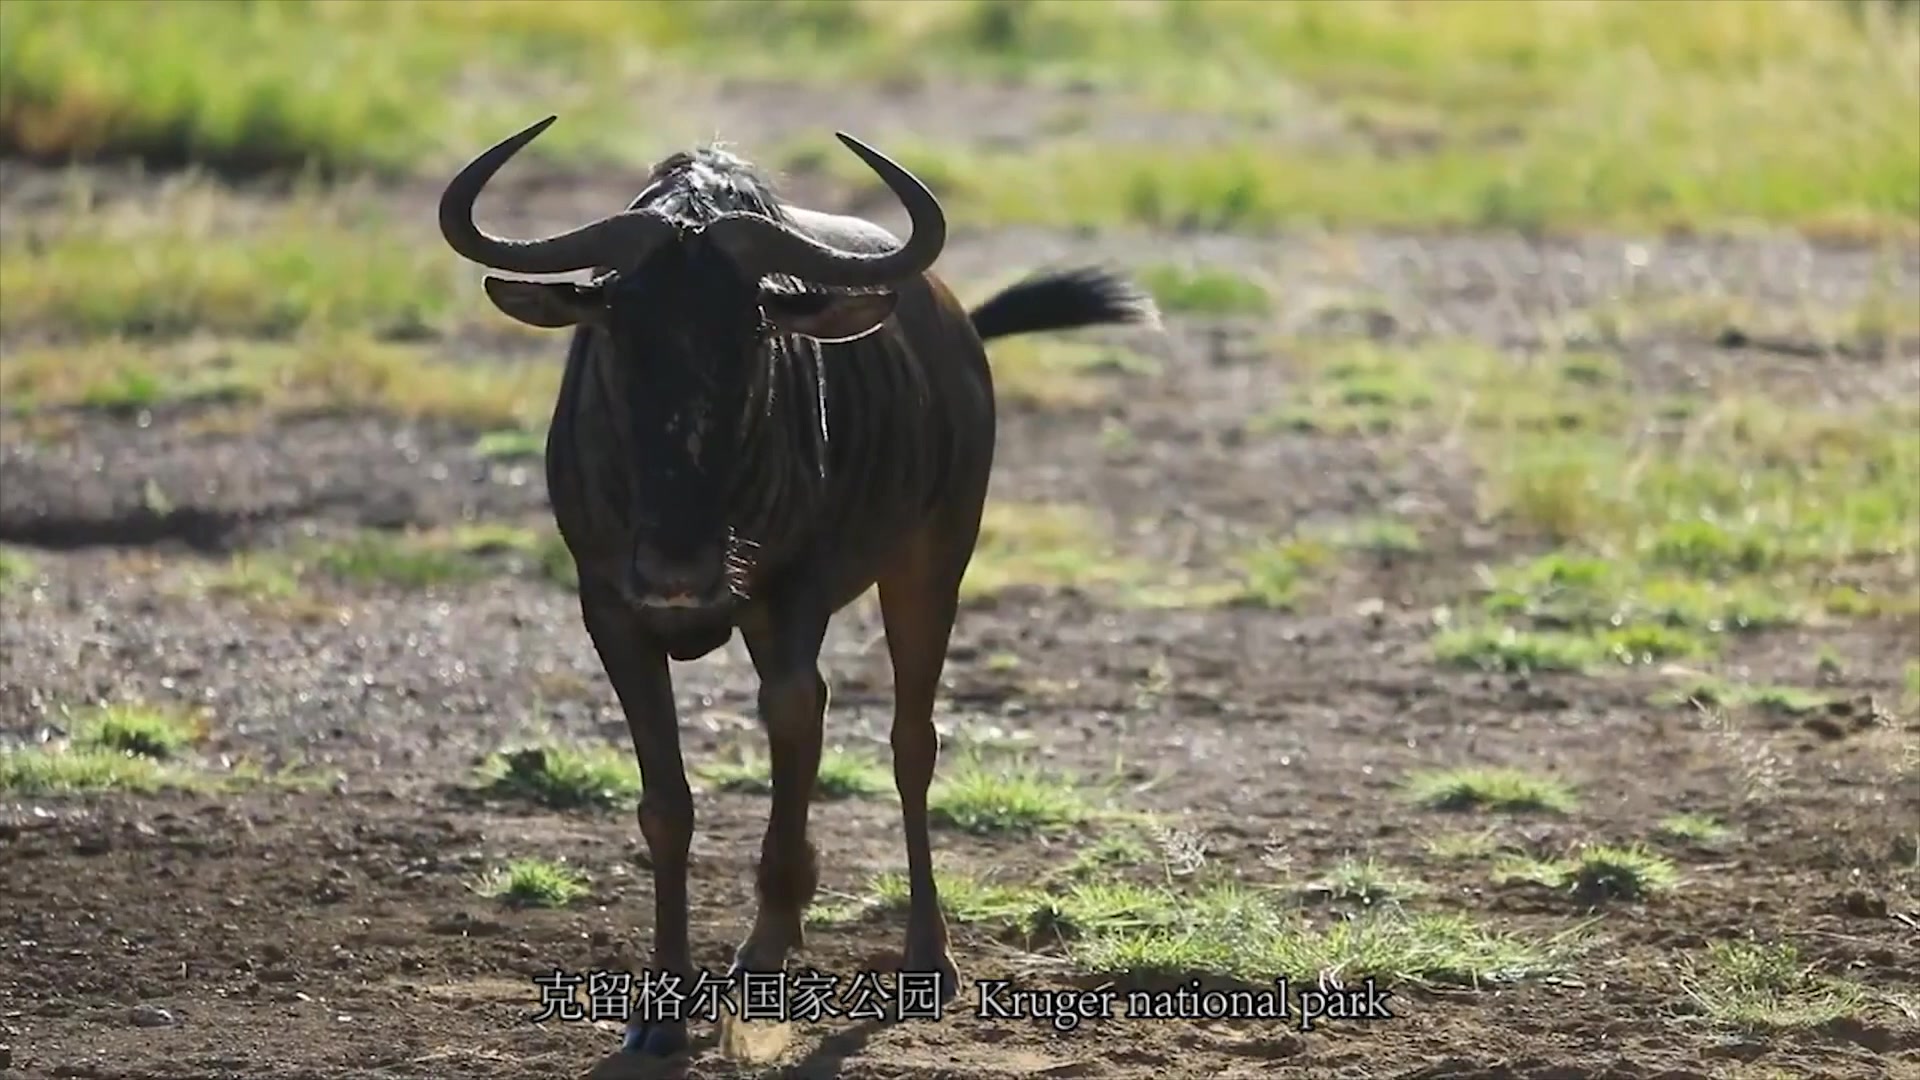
438,116 -> 1158,1057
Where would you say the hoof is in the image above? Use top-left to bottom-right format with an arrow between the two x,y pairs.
903,944 -> 962,1005
717,1012 -> 794,1064
724,957 -> 780,982
620,1019 -> 688,1058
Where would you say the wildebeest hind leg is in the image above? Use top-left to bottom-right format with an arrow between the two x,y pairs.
876,534 -> 970,1003
730,613 -> 830,976
582,595 -> 695,1058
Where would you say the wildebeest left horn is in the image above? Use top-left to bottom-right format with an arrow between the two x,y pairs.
439,115 -> 675,276
704,132 -> 947,288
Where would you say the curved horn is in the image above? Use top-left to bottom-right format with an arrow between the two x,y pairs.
439,115 -> 674,276
704,132 -> 946,288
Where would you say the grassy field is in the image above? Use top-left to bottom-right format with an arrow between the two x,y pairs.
2,0 -> 1915,231
1,2 -> 1916,1079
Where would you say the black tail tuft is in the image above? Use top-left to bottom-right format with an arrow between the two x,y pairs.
967,265 -> 1161,343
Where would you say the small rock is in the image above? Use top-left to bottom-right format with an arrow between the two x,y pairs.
129,1003 -> 175,1028
1802,714 -> 1849,741
1839,890 -> 1888,919
428,911 -> 507,937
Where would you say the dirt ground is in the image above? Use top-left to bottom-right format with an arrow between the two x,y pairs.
2,76 -> 1917,1080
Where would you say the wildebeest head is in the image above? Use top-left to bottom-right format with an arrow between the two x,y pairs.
438,117 -> 945,615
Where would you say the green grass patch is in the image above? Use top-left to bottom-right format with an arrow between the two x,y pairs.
1484,397 -> 1920,570
1,721 -> 321,796
1431,625 -> 1606,674
0,341 -> 264,414
819,835 -> 1573,990
838,869 -> 1566,990
1422,828 -> 1508,862
859,870 -> 1181,941
1656,814 -> 1731,846
1225,537 -> 1334,610
1320,516 -> 1425,556
0,702 -> 208,794
1272,342 -> 1919,588
928,755 -> 1091,835
0,0 -> 648,175
802,897 -> 872,929
0,191 -> 469,339
474,428 -> 547,462
1566,287 -> 1920,359
0,546 -> 36,593
1162,516 -> 1427,615
960,501 -> 1155,601
475,744 -> 640,810
474,858 -> 589,908
1483,553 -> 1798,638
267,524 -> 574,593
447,524 -> 578,589
828,99 -> 1916,234
8,2 -> 1913,234
1137,264 -> 1269,316
1494,844 -> 1680,903
1073,882 -> 1573,987
1058,830 -> 1157,881
1261,340 -> 1916,671
0,336 -> 560,431
820,871 -> 1027,929
698,746 -> 892,801
988,336 -> 1160,411
70,703 -> 202,760
1405,767 -> 1578,815
1652,676 -> 1832,717
1027,879 -> 1187,940
307,531 -> 486,590
74,367 -> 166,411
1677,940 -> 1872,1028
0,745 -> 171,794
1433,620 -> 1707,674
1255,347 -> 1441,437
1300,856 -> 1427,907
184,553 -> 339,622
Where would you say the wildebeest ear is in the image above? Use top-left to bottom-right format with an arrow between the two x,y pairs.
761,289 -> 897,343
483,276 -> 600,329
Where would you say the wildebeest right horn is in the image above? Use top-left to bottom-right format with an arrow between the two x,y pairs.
439,115 -> 675,276
703,132 -> 947,288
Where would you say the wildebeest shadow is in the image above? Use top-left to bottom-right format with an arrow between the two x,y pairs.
580,1019 -> 889,1079
772,1019 -> 890,1079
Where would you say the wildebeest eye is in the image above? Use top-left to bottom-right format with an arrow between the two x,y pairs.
764,291 -> 836,317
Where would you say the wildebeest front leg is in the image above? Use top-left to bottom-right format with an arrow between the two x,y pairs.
730,610 -> 831,977
581,594 -> 694,1059
877,545 -> 967,1002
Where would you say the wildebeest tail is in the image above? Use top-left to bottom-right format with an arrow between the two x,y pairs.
967,265 -> 1161,342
